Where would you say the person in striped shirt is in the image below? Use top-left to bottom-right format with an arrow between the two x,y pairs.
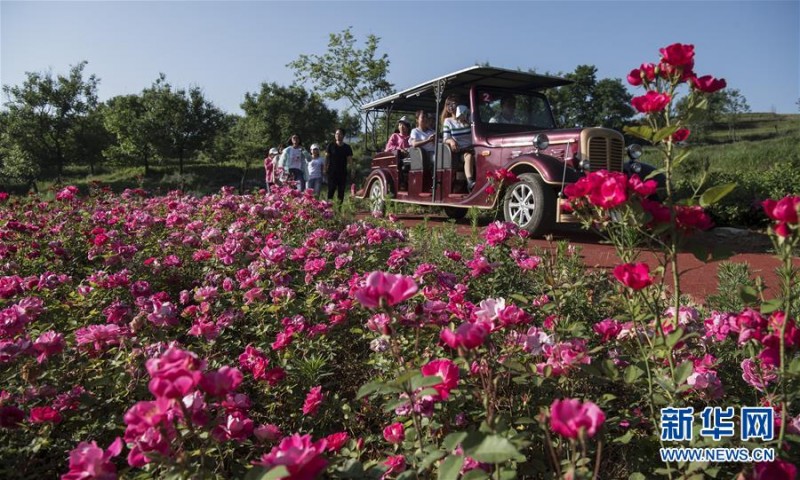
443,105 -> 475,192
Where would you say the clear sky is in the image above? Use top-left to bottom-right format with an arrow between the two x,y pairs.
2,1 -> 798,115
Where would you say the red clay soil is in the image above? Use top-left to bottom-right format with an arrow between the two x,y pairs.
378,213 -> 800,304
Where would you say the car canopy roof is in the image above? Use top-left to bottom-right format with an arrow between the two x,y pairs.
361,65 -> 573,113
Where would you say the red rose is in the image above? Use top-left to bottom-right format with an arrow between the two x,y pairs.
691,75 -> 727,93
659,43 -> 695,68
670,128 -> 691,143
613,263 -> 653,290
632,91 -> 671,113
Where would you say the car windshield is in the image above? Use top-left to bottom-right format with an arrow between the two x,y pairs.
477,90 -> 556,130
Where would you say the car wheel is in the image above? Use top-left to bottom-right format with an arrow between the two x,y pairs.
368,179 -> 386,216
503,172 -> 555,235
443,207 -> 467,220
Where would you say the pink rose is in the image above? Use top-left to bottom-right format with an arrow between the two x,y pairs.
550,398 -> 606,439
62,437 -> 122,480
627,174 -> 658,198
199,366 -> 243,397
593,318 -> 623,343
29,405 -> 62,424
383,422 -> 405,444
145,348 -> 205,400
613,263 -> 653,290
324,432 -> 349,453
749,459 -> 797,480
690,75 -> 727,93
632,91 -> 672,113
254,423 -> 282,442
383,455 -> 407,479
302,386 -> 324,416
420,358 -> 460,400
767,196 -> 800,223
254,433 -> 328,480
440,321 -> 490,350
354,271 -> 418,309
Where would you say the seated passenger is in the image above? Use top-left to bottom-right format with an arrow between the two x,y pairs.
384,117 -> 411,156
409,110 -> 435,154
443,105 -> 475,192
490,95 -> 517,124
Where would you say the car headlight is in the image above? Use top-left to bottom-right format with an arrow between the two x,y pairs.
630,162 -> 642,173
580,158 -> 591,171
627,144 -> 643,160
532,134 -> 549,150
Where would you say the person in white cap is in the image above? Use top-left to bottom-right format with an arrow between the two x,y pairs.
384,117 -> 411,155
279,134 -> 310,191
264,147 -> 279,192
443,104 -> 475,192
306,143 -> 325,197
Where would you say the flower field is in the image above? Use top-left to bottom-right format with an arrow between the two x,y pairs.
0,183 -> 797,479
2,42 -> 799,479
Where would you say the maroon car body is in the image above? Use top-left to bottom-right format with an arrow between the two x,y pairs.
357,66 -> 642,234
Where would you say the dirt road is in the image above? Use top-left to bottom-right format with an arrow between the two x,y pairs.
384,214 -> 798,304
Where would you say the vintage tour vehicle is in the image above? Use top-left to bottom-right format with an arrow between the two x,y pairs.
356,66 -> 652,235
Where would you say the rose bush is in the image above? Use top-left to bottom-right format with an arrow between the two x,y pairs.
0,44 -> 797,480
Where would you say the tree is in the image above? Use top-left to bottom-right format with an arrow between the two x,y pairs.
103,94 -> 159,175
675,88 -> 750,143
1,61 -> 100,179
145,75 -> 225,174
229,83 -> 339,189
547,65 -> 634,131
721,89 -> 750,141
287,27 -> 393,132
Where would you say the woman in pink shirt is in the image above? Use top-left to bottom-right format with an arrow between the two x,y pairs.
384,117 -> 411,156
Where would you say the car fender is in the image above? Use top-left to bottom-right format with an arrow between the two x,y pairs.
508,154 -> 582,185
358,169 -> 394,199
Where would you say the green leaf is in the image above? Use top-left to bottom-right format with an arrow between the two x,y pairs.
411,374 -> 443,391
760,298 -> 784,315
665,328 -> 685,349
624,125 -> 654,143
739,285 -> 760,305
674,361 -> 694,385
244,466 -> 289,480
653,125 -> 680,144
420,449 -> 447,470
614,431 -> 635,444
700,183 -> 737,207
438,455 -> 465,480
623,365 -> 644,384
442,431 -> 469,451
462,470 -> 490,480
463,434 -> 523,464
671,149 -> 692,169
356,381 -> 383,399
629,473 -> 647,480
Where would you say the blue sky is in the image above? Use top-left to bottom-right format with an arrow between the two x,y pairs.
2,1 -> 798,115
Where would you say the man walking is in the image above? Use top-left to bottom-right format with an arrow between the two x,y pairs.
325,128 -> 353,203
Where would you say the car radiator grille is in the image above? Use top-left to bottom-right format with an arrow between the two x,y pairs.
584,130 -> 624,172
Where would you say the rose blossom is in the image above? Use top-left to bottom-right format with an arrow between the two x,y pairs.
440,321 -> 490,350
302,386 -> 324,416
29,405 -> 62,424
632,91 -> 671,113
254,433 -> 328,480
550,398 -> 606,439
420,358 -> 460,400
659,43 -> 695,68
62,437 -> 123,480
690,75 -> 727,93
383,422 -> 405,444
145,348 -> 204,400
354,271 -> 418,309
613,263 -> 653,290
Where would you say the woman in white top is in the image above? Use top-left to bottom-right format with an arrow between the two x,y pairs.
443,105 -> 475,192
409,110 -> 436,154
278,134 -> 310,191
306,144 -> 325,197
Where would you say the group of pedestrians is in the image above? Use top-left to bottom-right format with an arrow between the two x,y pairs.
263,128 -> 353,202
